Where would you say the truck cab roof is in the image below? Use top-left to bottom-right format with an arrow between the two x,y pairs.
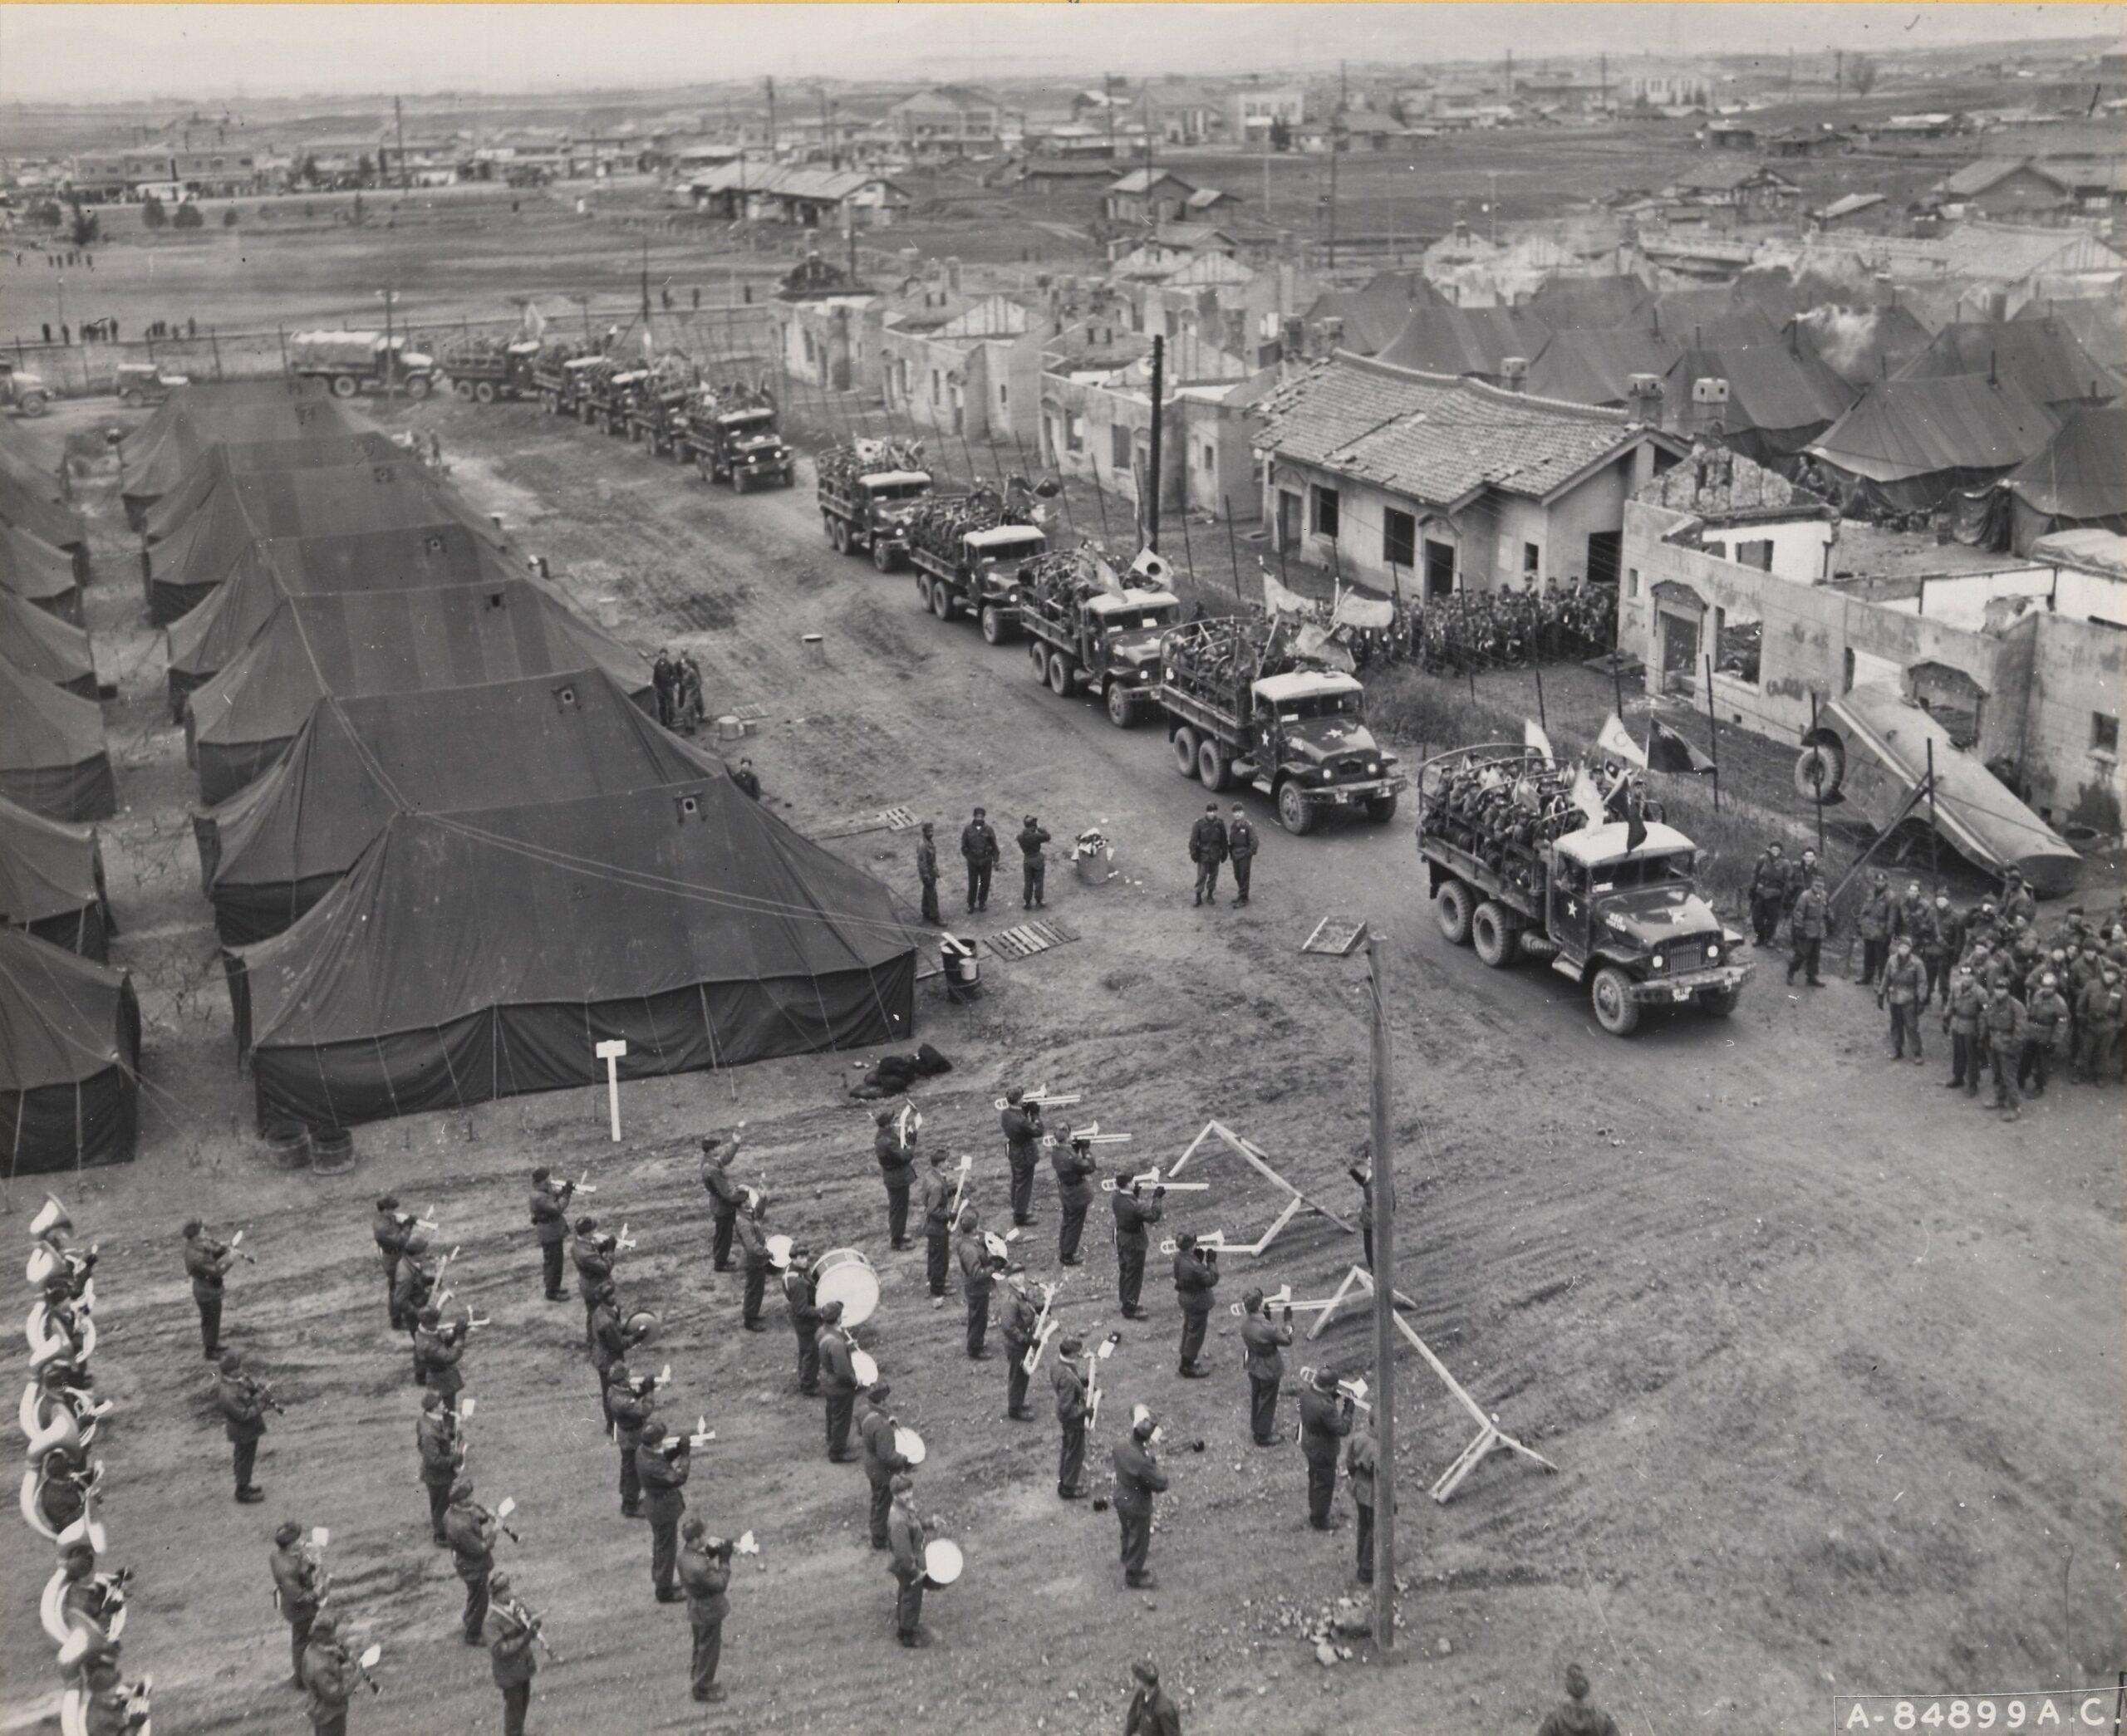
1085,588 -> 1180,618
965,525 -> 1045,552
563,356 -> 606,373
1552,821 -> 1696,868
860,470 -> 932,490
1254,670 -> 1363,705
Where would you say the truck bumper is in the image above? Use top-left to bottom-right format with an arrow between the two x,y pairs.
1295,774 -> 1407,808
1626,960 -> 1755,1005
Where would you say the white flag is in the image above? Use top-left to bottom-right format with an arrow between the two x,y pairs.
522,302 -> 546,341
1595,712 -> 1648,769
1524,718 -> 1555,763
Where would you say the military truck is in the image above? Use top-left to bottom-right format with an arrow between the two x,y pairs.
903,484 -> 1050,642
113,363 -> 188,409
287,330 -> 443,400
532,347 -> 597,415
1413,744 -> 1752,1036
1018,548 -> 1183,726
0,360 -> 51,417
624,371 -> 696,458
580,363 -> 649,436
1154,616 -> 1403,834
680,385 -> 793,492
816,439 -> 934,570
444,339 -> 540,404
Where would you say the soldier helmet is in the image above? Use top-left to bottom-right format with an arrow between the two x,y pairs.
608,1361 -> 631,1386
575,1215 -> 597,1235
1132,1412 -> 1156,1441
1059,1336 -> 1083,1355
868,1380 -> 892,1402
1204,802 -> 1217,814
423,1388 -> 445,1411
682,1517 -> 705,1539
1873,870 -> 1888,885
890,1473 -> 915,1494
376,1194 -> 400,1211
641,1418 -> 667,1444
450,1478 -> 474,1500
1024,814 -> 1037,826
1132,1660 -> 1161,1687
531,1165 -> 549,1183
1566,1664 -> 1591,1700
182,1219 -> 203,1238
1313,1366 -> 1340,1391
219,1350 -> 243,1372
276,1521 -> 303,1546
875,1109 -> 895,1126
489,1571 -> 512,1594
311,1612 -> 338,1640
972,806 -> 986,817
921,821 -> 933,834
819,1299 -> 844,1322
1231,802 -> 1245,816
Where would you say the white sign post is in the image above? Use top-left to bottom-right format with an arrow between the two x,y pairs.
595,1039 -> 628,1142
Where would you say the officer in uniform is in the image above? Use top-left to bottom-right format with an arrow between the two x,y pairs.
1171,1233 -> 1219,1377
217,1349 -> 269,1503
2075,963 -> 2122,1084
1879,936 -> 1927,1062
390,1235 -> 435,1346
955,1210 -> 995,1357
302,1613 -> 356,1736
1240,1288 -> 1294,1446
1188,802 -> 1228,906
608,1361 -> 655,1518
1538,1664 -> 1620,1736
817,1301 -> 859,1461
1983,979 -> 2028,1121
484,1572 -> 539,1736
857,1382 -> 911,1547
527,1168 -> 574,1302
1124,1660 -> 1182,1736
1112,1179 -> 1164,1320
782,1246 -> 822,1395
1052,1336 -> 1089,1498
1017,813 -> 1052,910
1299,1367 -> 1354,1530
873,1111 -> 918,1249
1943,965 -> 1986,1094
887,1474 -> 934,1646
700,1136 -> 743,1271
915,822 -> 941,926
636,1419 -> 691,1602
1226,803 -> 1258,905
734,1193 -> 772,1329
677,1519 -> 732,1702
1347,1419 -> 1380,1584
270,1520 -> 322,1686
1786,873 -> 1829,987
1000,1087 -> 1043,1226
1052,1131 -> 1098,1266
1746,843 -> 1787,948
416,1390 -> 464,1543
183,1220 -> 236,1358
1112,1410 -> 1170,1589
960,807 -> 999,913
2021,972 -> 2071,1096
918,1151 -> 956,1305
1855,872 -> 1894,986
999,1273 -> 1039,1420
413,1307 -> 464,1410
443,1479 -> 497,1644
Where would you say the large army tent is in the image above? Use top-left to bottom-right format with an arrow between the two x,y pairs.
1525,327 -> 1681,407
0,524 -> 84,624
1894,318 -> 2120,412
196,667 -> 728,944
0,586 -> 96,697
2000,405 -> 2127,553
231,782 -> 918,1130
0,795 -> 111,961
167,522 -> 524,714
1805,375 -> 2056,514
0,419 -> 71,513
118,379 -> 341,525
185,579 -> 651,803
1795,301 -> 1936,390
1671,341 -> 1859,468
1522,274 -> 1651,331
0,927 -> 140,1174
143,427 -> 395,545
1304,273 -> 1448,356
0,463 -> 86,562
1377,307 -> 1552,384
0,653 -> 113,821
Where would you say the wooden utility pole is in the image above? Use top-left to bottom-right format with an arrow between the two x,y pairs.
1365,930 -> 1398,1650
1145,335 -> 1164,552
394,95 -> 409,191
640,235 -> 651,328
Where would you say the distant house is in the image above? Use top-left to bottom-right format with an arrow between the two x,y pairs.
1228,84 -> 1307,141
1703,120 -> 1758,151
2043,159 -> 2127,211
1020,157 -> 1119,189
1337,111 -> 1413,152
1930,159 -> 2072,219
1103,169 -> 1198,226
1137,82 -> 1224,146
1621,63 -> 1712,110
882,293 -> 1046,444
688,164 -> 909,230
1876,113 -> 1960,139
1661,162 -> 1803,226
890,86 -> 1006,156
1765,127 -> 1846,159
1811,191 -> 1893,233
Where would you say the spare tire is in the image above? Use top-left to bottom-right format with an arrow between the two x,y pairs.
1794,742 -> 1845,804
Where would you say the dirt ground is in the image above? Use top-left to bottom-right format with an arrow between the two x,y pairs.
2,385 -> 2122,1736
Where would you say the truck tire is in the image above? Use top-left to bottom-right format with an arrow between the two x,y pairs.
454,379 -> 478,400
1471,901 -> 1518,968
1196,739 -> 1231,792
121,389 -> 144,409
1434,878 -> 1473,945
1104,683 -> 1138,728
405,375 -> 431,401
331,375 -> 358,399
1047,649 -> 1075,693
932,583 -> 956,622
830,517 -> 851,555
1029,640 -> 1049,679
872,539 -> 897,574
1171,728 -> 1199,779
540,390 -> 558,414
1590,966 -> 1642,1037
916,574 -> 935,611
983,606 -> 1014,647
695,454 -> 714,484
1275,780 -> 1316,836
474,380 -> 498,405
18,391 -> 46,417
1365,792 -> 1399,824
1697,985 -> 1740,1018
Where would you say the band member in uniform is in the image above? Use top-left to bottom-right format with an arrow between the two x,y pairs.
484,1573 -> 540,1736
1112,1410 -> 1169,1589
572,1217 -> 615,1351
528,1169 -> 575,1302
444,1479 -> 498,1644
734,1194 -> 772,1331
270,1520 -> 323,1687
1112,1180 -> 1164,1320
1125,1659 -> 1183,1736
302,1613 -> 356,1736
1052,1131 -> 1098,1266
1017,813 -> 1051,910
1299,1368 -> 1355,1531
918,1151 -> 955,1306
391,1236 -> 435,1347
857,1383 -> 910,1547
816,1302 -> 858,1461
700,1137 -> 744,1271
1000,1088 -> 1044,1226
587,1282 -> 635,1428
1347,1417 -> 1380,1585
955,1210 -> 996,1357
413,1306 -> 465,1410
1226,803 -> 1258,906
783,1246 -> 822,1396
873,1110 -> 918,1249
1240,1288 -> 1294,1446
183,1220 -> 237,1357
636,1419 -> 691,1601
1538,1664 -> 1620,1736
1172,1233 -> 1219,1377
1052,1336 -> 1089,1499
417,1390 -> 464,1543
1348,1159 -> 1373,1271
960,807 -> 998,914
1000,1273 -> 1039,1420
886,1475 -> 932,1647
677,1519 -> 733,1702
607,1361 -> 655,1518
915,821 -> 941,927
372,1196 -> 411,1320
217,1349 -> 271,1503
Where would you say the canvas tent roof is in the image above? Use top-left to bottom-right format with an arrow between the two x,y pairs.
1526,326 -> 1682,406
145,429 -> 401,545
1523,274 -> 1650,330
1893,317 -> 2120,410
0,463 -> 85,553
0,422 -> 69,512
1808,375 -> 2056,513
232,782 -> 916,1130
0,652 -> 113,823
1673,341 -> 1858,463
0,925 -> 140,1174
2001,405 -> 2127,552
1306,274 -> 1449,356
197,667 -> 728,945
185,579 -> 650,804
1377,306 -> 1552,380
1796,302 -> 1935,389
0,793 -> 109,961
120,379 -> 347,517
0,586 -> 96,698
0,524 -> 82,623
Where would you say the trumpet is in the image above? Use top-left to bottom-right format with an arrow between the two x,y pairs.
572,1168 -> 598,1195
497,1595 -> 564,1663
1299,1367 -> 1370,1411
1158,1232 -> 1227,1258
1068,1123 -> 1132,1146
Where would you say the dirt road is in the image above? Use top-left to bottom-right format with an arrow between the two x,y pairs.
4,393 -> 2120,1736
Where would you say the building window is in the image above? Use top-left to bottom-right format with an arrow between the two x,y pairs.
1383,508 -> 1415,569
1703,541 -> 1727,561
1310,483 -> 1339,538
1627,566 -> 1639,598
1736,539 -> 1774,571
1201,442 -> 1216,473
996,381 -> 1008,409
1521,541 -> 1540,577
931,370 -> 942,407
2095,712 -> 2120,757
1065,413 -> 1085,454
1111,424 -> 1133,469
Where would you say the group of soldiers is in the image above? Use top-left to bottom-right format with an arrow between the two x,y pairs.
1336,581 -> 1616,677
648,648 -> 705,734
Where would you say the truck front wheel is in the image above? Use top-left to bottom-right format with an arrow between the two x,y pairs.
1365,792 -> 1399,823
1697,985 -> 1740,1018
1171,728 -> 1199,779
331,375 -> 359,399
17,391 -> 46,417
1591,966 -> 1642,1037
1104,684 -> 1138,728
1471,901 -> 1518,968
1046,649 -> 1075,692
405,375 -> 431,400
983,606 -> 1013,647
872,539 -> 897,573
1196,739 -> 1231,792
1275,781 -> 1315,836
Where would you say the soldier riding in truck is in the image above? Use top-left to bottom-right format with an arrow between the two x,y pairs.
1019,544 -> 1184,726
817,436 -> 934,570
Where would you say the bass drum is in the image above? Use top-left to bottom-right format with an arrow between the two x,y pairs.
923,1538 -> 964,1587
624,1309 -> 661,1346
893,1425 -> 926,1466
812,1248 -> 879,1327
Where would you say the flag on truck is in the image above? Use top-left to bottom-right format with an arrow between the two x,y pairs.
1595,711 -> 1648,769
1647,720 -> 1717,776
1524,718 -> 1555,764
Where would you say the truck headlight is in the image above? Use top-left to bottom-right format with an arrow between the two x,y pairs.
1366,762 -> 1380,775
1006,591 -> 1019,603
1651,954 -> 1665,972
1706,944 -> 1722,963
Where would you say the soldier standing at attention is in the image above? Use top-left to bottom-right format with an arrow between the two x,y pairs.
782,1246 -> 823,1395
217,1349 -> 269,1503
391,1235 -> 435,1345
1052,1131 -> 1098,1266
484,1573 -> 539,1736
413,1307 -> 464,1411
915,822 -> 941,926
1347,1418 -> 1380,1584
1983,979 -> 2028,1121
873,1111 -> 918,1250
1537,1664 -> 1621,1736
270,1520 -> 322,1687
301,1613 -> 356,1736
183,1220 -> 236,1358
416,1390 -> 464,1543
1746,842 -> 1787,948
886,1474 -> 933,1647
572,1218 -> 616,1351
1113,1180 -> 1164,1320
1017,813 -> 1052,910
1943,965 -> 1986,1096
700,1137 -> 743,1272
587,1282 -> 635,1428
1171,1234 -> 1219,1377
1855,871 -> 1894,986
444,1479 -> 498,1644
918,1152 -> 955,1307
1786,872 -> 1828,988
731,758 -> 762,801
1052,1336 -> 1089,1499
857,1383 -> 910,1547
1240,1288 -> 1294,1446
1878,936 -> 1927,1063
1112,1410 -> 1169,1589
527,1168 -> 574,1302
372,1197 -> 411,1320
955,1210 -> 995,1358
1188,802 -> 1227,907
1124,1660 -> 1182,1736
1000,1087 -> 1043,1227
1299,1367 -> 1354,1530
607,1361 -> 654,1518
1000,1273 -> 1039,1420
636,1420 -> 691,1602
816,1302 -> 859,1462
1226,803 -> 1258,905
1349,1157 -> 1375,1271
677,1519 -> 732,1702
2074,963 -> 2122,1085
734,1194 -> 772,1330
2021,972 -> 2070,1098
1919,893 -> 1958,1008
960,807 -> 999,914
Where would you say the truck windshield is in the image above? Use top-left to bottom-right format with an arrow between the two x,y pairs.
1108,602 -> 1181,633
866,480 -> 929,502
1275,690 -> 1362,723
1590,851 -> 1695,894
975,536 -> 1045,563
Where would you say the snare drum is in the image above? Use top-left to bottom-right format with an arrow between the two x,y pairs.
764,1233 -> 795,1270
893,1425 -> 926,1465
811,1248 -> 880,1327
923,1538 -> 964,1587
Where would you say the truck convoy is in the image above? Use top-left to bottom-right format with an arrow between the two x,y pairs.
816,438 -> 934,570
1413,744 -> 1752,1034
1018,547 -> 1183,726
442,338 -> 541,405
680,385 -> 793,492
287,331 -> 443,400
903,483 -> 1050,643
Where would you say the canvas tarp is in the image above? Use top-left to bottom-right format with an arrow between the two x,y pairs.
1378,306 -> 1553,383
0,585 -> 96,697
1525,326 -> 1679,406
0,651 -> 113,822
0,464 -> 85,556
196,666 -> 728,944
0,793 -> 111,961
2001,405 -> 2127,553
1524,274 -> 1651,331
0,523 -> 83,624
1805,375 -> 2057,515
231,782 -> 917,1130
119,379 -> 345,524
144,428 -> 399,545
1894,318 -> 2121,411
185,579 -> 651,804
0,925 -> 140,1174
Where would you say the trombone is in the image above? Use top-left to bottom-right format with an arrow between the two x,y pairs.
1019,1277 -> 1065,1375
495,1594 -> 564,1663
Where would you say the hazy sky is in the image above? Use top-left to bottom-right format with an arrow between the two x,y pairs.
1,4 -> 2117,100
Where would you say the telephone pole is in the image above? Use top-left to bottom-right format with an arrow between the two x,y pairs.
765,76 -> 778,159
394,95 -> 409,191
1144,335 -> 1164,552
1366,931 -> 1398,1651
